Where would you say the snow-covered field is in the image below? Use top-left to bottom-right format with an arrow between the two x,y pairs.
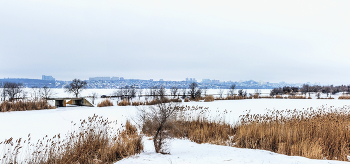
1,89 -> 350,163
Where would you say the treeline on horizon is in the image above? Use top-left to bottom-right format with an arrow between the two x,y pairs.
270,84 -> 350,98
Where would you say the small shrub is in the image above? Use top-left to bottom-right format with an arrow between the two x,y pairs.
117,99 -> 131,106
184,98 -> 190,102
97,99 -> 114,107
204,95 -> 214,102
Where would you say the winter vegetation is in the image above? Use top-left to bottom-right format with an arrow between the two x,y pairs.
2,81 -> 350,163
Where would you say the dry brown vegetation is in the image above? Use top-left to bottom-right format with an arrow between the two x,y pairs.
141,104 -> 350,161
287,95 -> 307,99
204,95 -> 214,102
318,97 -> 334,99
0,115 -> 143,164
118,97 -> 183,107
338,95 -> 350,99
234,106 -> 350,161
0,100 -> 55,112
118,99 -> 131,106
184,98 -> 190,102
258,96 -> 274,99
97,99 -> 114,107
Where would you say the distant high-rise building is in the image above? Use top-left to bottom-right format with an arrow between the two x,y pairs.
42,75 -> 55,81
111,77 -> 119,80
89,77 -> 111,81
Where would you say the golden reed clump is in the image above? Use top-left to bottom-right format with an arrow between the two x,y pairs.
338,95 -> 350,99
0,115 -> 143,164
233,106 -> 350,161
97,99 -> 114,107
0,100 -> 55,112
204,95 -> 214,102
117,99 -> 131,106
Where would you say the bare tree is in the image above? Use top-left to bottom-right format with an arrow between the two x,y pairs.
254,89 -> 261,97
136,102 -> 182,154
41,86 -> 55,99
137,88 -> 143,100
218,88 -> 224,98
181,88 -> 187,99
170,86 -> 179,98
238,89 -> 247,97
64,79 -> 87,98
228,84 -> 236,96
202,86 -> 208,96
188,82 -> 201,100
91,92 -> 98,104
0,83 -> 4,101
31,86 -> 42,101
3,82 -> 24,101
157,86 -> 166,100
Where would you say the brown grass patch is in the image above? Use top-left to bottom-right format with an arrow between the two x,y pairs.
140,104 -> 350,161
0,100 -> 55,112
97,99 -> 114,107
0,116 -> 143,163
233,106 -> 350,161
184,98 -> 190,102
118,99 -> 131,106
204,95 -> 214,102
339,95 -> 350,99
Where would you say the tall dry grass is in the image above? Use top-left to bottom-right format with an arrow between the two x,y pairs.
233,106 -> 350,161
97,99 -> 114,107
0,100 -> 55,112
141,104 -> 350,161
0,115 -> 143,164
339,95 -> 350,99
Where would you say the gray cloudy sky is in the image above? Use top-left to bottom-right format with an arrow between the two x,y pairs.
0,0 -> 350,84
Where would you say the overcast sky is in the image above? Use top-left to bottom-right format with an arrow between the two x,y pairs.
0,0 -> 349,85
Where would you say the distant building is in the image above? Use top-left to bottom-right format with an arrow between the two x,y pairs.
89,77 -> 111,81
42,75 -> 55,81
202,79 -> 211,84
111,77 -> 119,80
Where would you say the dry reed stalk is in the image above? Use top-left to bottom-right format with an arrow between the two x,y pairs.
118,99 -> 131,106
97,99 -> 114,107
0,100 -> 55,112
233,106 -> 350,161
0,116 -> 143,163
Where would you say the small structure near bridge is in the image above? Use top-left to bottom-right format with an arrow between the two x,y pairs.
46,98 -> 94,107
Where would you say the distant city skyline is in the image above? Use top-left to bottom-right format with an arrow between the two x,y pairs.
1,1 -> 350,85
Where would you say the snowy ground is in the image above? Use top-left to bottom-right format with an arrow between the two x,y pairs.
117,137 -> 347,164
1,89 -> 350,163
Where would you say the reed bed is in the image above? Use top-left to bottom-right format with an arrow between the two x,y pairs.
128,98 -> 183,106
258,96 -> 274,99
0,100 -> 55,112
118,99 -> 131,106
0,115 -> 143,164
97,99 -> 114,107
287,95 -> 308,99
233,106 -> 350,161
318,97 -> 334,99
339,95 -> 350,99
141,104 -> 350,161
